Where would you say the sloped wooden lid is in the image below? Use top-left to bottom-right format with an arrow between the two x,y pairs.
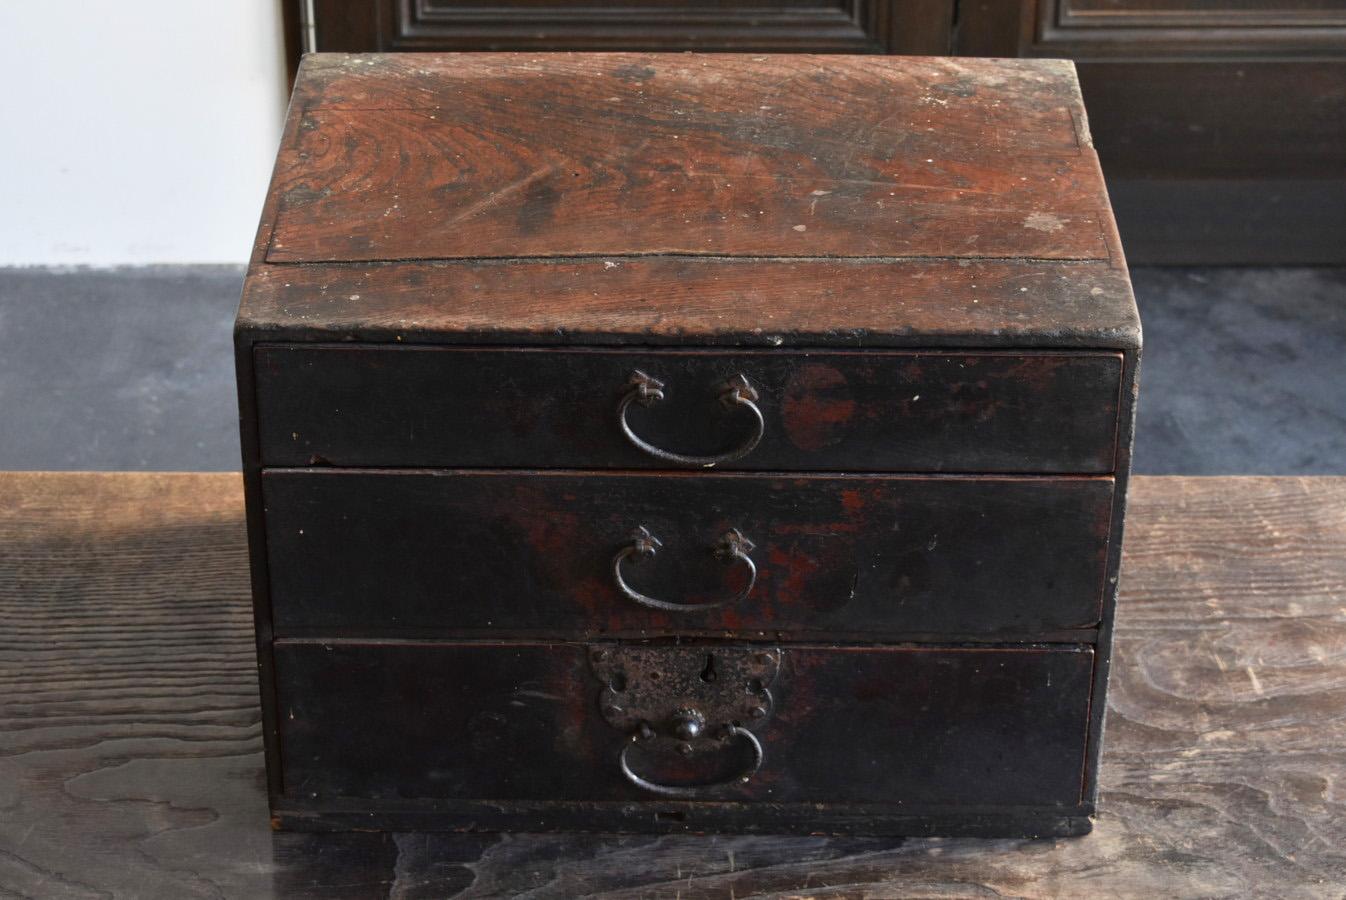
265,53 -> 1113,264
240,53 -> 1137,350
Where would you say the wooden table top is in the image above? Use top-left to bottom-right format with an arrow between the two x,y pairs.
2,473 -> 1343,898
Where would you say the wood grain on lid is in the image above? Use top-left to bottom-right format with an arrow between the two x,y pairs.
264,53 -> 1113,264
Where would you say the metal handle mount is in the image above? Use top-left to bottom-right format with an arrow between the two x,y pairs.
618,370 -> 764,467
613,526 -> 756,612
590,645 -> 779,799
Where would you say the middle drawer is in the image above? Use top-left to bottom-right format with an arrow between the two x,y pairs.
263,470 -> 1112,638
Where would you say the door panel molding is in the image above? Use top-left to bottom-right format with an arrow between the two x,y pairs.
310,0 -> 953,55
1036,0 -> 1346,57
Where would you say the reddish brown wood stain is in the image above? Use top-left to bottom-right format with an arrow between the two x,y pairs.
264,54 -> 1110,263
261,471 -> 1114,637
781,364 -> 857,451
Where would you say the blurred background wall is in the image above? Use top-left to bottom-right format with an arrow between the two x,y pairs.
0,1 -> 289,265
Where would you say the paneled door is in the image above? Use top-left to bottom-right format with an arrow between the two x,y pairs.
303,1 -> 954,55
958,0 -> 1346,263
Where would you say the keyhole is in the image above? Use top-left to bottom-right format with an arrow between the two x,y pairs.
700,654 -> 717,683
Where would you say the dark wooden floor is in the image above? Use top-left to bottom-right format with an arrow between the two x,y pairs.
1,473 -> 1343,898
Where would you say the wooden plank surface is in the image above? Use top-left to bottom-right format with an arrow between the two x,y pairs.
265,54 -> 1110,263
239,53 -> 1140,353
236,257 -> 1141,350
2,473 -> 1344,897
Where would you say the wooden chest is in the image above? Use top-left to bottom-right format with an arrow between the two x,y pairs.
236,52 -> 1140,837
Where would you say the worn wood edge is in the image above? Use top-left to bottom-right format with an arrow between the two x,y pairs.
261,466 -> 1120,483
260,466 -> 1120,480
290,51 -> 1088,107
270,800 -> 1094,838
271,636 -> 1096,652
236,259 -> 1141,350
236,313 -> 286,799
235,324 -> 1143,351
269,625 -> 1102,644
1081,343 -> 1139,805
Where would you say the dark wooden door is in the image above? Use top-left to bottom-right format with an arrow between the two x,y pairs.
306,0 -> 955,54
957,0 -> 1346,263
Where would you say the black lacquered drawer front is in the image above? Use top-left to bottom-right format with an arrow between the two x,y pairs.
254,345 -> 1123,474
274,641 -> 1093,807
262,470 -> 1113,638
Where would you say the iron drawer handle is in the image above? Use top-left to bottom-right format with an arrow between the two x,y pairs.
619,725 -> 763,797
613,526 -> 757,612
618,370 -> 765,467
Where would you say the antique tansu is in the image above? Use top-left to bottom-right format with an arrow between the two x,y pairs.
235,52 -> 1141,836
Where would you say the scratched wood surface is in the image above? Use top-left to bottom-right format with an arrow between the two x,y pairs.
267,54 -> 1107,263
2,473 -> 1343,898
236,256 -> 1140,350
238,54 -> 1139,353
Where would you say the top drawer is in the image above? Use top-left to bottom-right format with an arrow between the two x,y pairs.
253,346 -> 1122,473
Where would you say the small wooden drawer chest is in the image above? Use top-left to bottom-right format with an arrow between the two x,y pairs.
236,52 -> 1140,837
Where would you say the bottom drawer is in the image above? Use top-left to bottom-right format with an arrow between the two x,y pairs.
274,641 -> 1093,809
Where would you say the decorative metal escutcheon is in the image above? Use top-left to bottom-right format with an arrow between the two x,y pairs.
589,645 -> 780,797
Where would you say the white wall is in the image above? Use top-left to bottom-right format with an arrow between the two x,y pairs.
0,1 -> 290,265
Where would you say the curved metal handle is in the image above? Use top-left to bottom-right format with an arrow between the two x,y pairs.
619,725 -> 763,797
619,370 -> 765,467
613,526 -> 756,612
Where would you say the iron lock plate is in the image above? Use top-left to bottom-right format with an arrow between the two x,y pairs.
589,644 -> 780,741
